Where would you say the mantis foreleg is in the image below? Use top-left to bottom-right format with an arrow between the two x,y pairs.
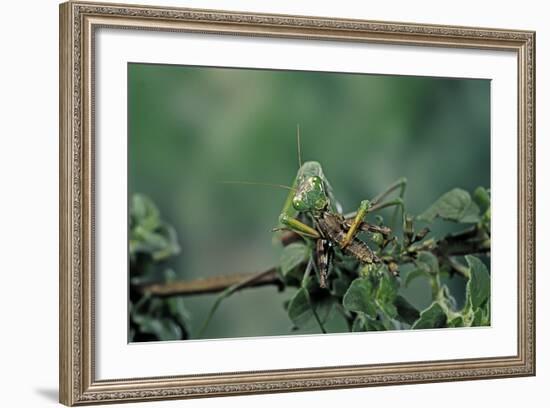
277,172 -> 321,239
278,214 -> 320,239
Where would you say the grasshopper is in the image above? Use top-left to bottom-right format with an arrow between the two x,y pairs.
274,127 -> 407,288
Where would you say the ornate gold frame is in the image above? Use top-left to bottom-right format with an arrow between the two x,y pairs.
59,1 -> 536,405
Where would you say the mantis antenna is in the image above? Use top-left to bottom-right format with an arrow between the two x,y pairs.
219,125 -> 304,193
218,180 -> 296,191
296,124 -> 302,169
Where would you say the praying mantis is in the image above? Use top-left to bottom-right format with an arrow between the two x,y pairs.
275,133 -> 407,287
257,126 -> 407,288
222,125 -> 407,288
200,127 -> 407,335
277,166 -> 406,288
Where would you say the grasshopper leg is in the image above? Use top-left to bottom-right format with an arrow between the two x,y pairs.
344,178 -> 407,230
344,177 -> 407,219
341,200 -> 370,249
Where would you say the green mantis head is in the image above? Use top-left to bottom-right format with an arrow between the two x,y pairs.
291,161 -> 329,213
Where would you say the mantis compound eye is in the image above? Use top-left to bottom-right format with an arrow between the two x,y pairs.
308,177 -> 328,210
292,195 -> 309,212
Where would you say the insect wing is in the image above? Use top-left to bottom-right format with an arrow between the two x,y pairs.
316,239 -> 333,288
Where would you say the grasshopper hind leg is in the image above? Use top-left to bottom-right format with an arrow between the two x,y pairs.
315,239 -> 333,289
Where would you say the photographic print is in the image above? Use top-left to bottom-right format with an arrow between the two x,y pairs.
60,3 -> 535,404
128,64 -> 491,342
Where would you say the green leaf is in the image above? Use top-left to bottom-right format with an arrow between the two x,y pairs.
415,251 -> 439,274
316,297 -> 335,323
351,314 -> 367,332
135,316 -> 182,341
460,202 -> 482,223
352,314 -> 386,332
133,226 -> 167,249
439,284 -> 457,310
130,194 -> 161,231
404,269 -> 429,287
129,194 -> 181,261
131,225 -> 180,261
288,288 -> 313,328
448,316 -> 465,328
418,188 -> 480,224
287,288 -> 333,331
331,276 -> 351,297
394,295 -> 420,325
412,302 -> 447,329
472,308 -> 484,326
365,318 -> 386,331
280,243 -> 310,277
167,297 -> 191,332
342,278 -> 377,319
473,187 -> 491,213
465,255 -> 490,309
154,225 -> 181,260
481,300 -> 491,326
375,273 -> 398,318
379,315 -> 400,331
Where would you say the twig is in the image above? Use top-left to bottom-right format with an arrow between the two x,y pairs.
141,232 -> 299,297
141,268 -> 283,297
140,225 -> 489,297
196,268 -> 283,336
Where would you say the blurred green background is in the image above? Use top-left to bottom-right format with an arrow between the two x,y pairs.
128,63 -> 490,340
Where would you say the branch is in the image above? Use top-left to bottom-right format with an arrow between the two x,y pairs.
140,232 -> 300,297
141,267 -> 283,297
434,227 -> 490,278
140,224 -> 489,297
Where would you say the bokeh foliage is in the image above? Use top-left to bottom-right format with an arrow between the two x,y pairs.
129,194 -> 190,341
128,63 -> 490,340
